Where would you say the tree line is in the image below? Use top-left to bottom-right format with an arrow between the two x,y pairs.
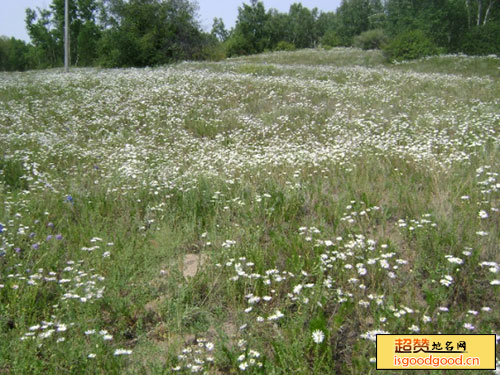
1,0 -> 499,71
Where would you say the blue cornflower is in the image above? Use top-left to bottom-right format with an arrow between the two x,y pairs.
65,195 -> 74,203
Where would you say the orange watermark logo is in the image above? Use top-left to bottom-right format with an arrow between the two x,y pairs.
376,334 -> 496,370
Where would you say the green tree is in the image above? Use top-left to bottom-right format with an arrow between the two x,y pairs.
98,0 -> 205,67
336,0 -> 382,45
25,0 -> 101,67
315,11 -> 338,36
25,7 -> 60,67
264,8 -> 289,48
227,0 -> 269,56
0,37 -> 32,71
287,3 -> 317,48
384,0 -> 484,52
461,21 -> 500,54
211,17 -> 228,42
383,29 -> 440,61
465,0 -> 499,26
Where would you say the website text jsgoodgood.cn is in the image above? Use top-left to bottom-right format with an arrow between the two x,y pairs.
393,355 -> 480,368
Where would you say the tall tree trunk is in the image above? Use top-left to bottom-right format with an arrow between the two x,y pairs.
483,0 -> 496,25
465,0 -> 471,28
477,0 -> 483,25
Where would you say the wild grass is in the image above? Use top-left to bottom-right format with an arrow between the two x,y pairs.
0,48 -> 499,374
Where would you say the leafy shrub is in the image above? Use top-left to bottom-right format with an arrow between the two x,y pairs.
460,23 -> 500,56
353,29 -> 388,50
321,30 -> 342,48
193,35 -> 226,61
199,43 -> 226,61
383,29 -> 440,62
0,158 -> 28,191
0,37 -> 31,72
275,41 -> 296,51
224,33 -> 255,57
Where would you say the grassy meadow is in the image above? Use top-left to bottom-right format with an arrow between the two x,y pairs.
0,48 -> 499,374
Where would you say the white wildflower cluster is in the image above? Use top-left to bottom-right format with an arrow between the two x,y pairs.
0,220 -> 113,358
0,59 -> 496,236
339,201 -> 380,225
172,338 -> 215,373
221,239 -> 237,249
479,261 -> 500,286
389,305 -> 418,319
440,275 -> 453,287
445,255 -> 464,265
299,226 -> 321,242
474,167 -> 499,231
4,259 -> 105,304
21,321 -> 75,342
20,320 -> 124,359
396,214 -> 437,232
235,339 -> 263,371
225,256 -> 317,322
319,233 -> 408,301
360,329 -> 390,342
81,238 -> 114,256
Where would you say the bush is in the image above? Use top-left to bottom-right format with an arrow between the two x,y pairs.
198,43 -> 226,61
76,23 -> 101,66
321,30 -> 342,48
0,37 -> 31,72
460,23 -> 500,56
275,41 -> 296,51
383,29 -> 441,62
224,33 -> 255,57
353,29 -> 388,50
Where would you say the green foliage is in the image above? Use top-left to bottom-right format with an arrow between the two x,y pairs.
383,29 -> 441,62
383,0 -> 500,54
0,37 -> 31,72
198,36 -> 227,62
368,12 -> 387,29
12,0 -> 500,69
211,17 -> 229,42
461,23 -> 500,56
321,30 -> 342,47
25,7 -> 61,67
264,9 -> 289,49
24,0 -> 102,68
97,28 -> 139,68
287,3 -> 317,48
315,11 -> 338,38
337,0 -> 383,45
97,0 -> 206,67
353,28 -> 388,50
224,32 -> 255,57
0,158 -> 28,191
76,22 -> 100,66
230,1 -> 269,55
275,41 -> 296,51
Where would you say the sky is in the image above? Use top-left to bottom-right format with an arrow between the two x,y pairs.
0,0 -> 342,43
